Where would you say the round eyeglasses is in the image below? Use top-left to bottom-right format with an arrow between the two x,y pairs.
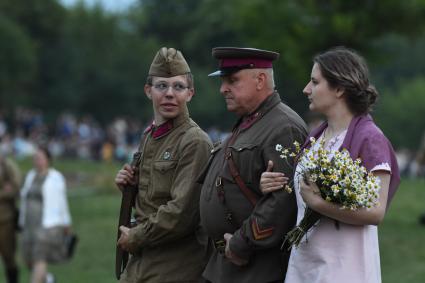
152,82 -> 190,93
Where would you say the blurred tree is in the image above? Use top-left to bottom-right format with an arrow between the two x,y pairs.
134,0 -> 242,63
0,15 -> 36,110
232,0 -> 425,115
372,33 -> 425,87
375,77 -> 425,150
0,0 -> 67,120
371,33 -> 425,150
1,0 -> 425,148
47,3 -> 156,123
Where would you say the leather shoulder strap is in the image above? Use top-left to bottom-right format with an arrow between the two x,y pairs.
225,132 -> 259,207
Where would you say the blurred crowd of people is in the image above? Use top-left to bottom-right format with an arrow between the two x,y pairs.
396,134 -> 425,178
0,107 -> 229,163
0,108 -> 227,164
0,108 -> 148,162
1,107 -> 424,177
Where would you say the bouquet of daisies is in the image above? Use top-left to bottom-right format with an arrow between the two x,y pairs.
276,137 -> 381,249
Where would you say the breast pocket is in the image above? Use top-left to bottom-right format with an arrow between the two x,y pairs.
151,160 -> 178,199
197,142 -> 222,185
228,143 -> 259,184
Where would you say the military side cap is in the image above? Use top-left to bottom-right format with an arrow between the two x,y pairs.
149,47 -> 191,77
209,47 -> 279,77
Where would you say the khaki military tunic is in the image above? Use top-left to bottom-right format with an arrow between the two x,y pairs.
199,93 -> 308,283
0,157 -> 21,270
120,109 -> 212,283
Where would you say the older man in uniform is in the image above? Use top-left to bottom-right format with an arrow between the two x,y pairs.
115,47 -> 212,283
0,153 -> 21,283
199,47 -> 308,283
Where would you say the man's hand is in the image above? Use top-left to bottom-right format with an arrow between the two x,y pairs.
115,164 -> 137,191
223,233 -> 248,266
117,226 -> 132,252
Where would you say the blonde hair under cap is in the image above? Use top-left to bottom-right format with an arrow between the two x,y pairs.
148,47 -> 191,77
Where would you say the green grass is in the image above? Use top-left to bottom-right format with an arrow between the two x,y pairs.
1,159 -> 424,282
380,178 -> 425,283
1,158 -> 122,283
6,191 -> 121,283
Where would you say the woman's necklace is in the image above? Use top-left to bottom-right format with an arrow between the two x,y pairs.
323,128 -> 346,149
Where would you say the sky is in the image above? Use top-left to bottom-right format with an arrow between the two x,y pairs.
60,0 -> 137,12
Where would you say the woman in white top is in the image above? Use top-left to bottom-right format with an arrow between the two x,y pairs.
19,147 -> 71,283
260,47 -> 400,283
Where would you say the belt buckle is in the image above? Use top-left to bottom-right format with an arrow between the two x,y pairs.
214,239 -> 226,254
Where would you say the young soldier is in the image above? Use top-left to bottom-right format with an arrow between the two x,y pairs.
199,47 -> 308,283
115,47 -> 212,283
0,153 -> 21,283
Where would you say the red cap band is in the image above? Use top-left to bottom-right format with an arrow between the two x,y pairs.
219,58 -> 273,68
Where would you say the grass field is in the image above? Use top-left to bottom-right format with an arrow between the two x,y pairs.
379,178 -> 425,283
1,159 -> 424,282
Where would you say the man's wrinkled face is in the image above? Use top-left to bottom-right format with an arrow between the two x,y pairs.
219,69 -> 259,116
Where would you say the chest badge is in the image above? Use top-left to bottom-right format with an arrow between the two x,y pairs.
163,151 -> 171,160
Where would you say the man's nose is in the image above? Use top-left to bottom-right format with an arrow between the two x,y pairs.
220,82 -> 228,95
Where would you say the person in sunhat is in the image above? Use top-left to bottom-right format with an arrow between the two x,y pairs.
199,47 -> 308,283
115,47 -> 212,283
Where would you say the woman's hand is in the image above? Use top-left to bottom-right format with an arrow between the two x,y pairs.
260,160 -> 289,194
299,171 -> 390,226
299,177 -> 322,209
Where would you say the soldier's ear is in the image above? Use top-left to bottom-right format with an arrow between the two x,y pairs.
144,84 -> 152,100
185,88 -> 194,102
256,72 -> 267,91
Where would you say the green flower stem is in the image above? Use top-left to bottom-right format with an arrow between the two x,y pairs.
282,207 -> 322,250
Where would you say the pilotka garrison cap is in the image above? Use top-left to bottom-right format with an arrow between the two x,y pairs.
208,47 -> 279,76
149,47 -> 191,77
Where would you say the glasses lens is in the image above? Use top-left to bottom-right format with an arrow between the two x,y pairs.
173,83 -> 187,92
154,82 -> 168,92
153,82 -> 188,93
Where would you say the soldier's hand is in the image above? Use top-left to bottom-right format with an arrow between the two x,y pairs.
260,160 -> 289,194
115,164 -> 137,191
117,226 -> 131,252
223,233 -> 248,266
3,182 -> 13,193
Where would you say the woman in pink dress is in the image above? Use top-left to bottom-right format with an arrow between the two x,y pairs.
260,47 -> 400,283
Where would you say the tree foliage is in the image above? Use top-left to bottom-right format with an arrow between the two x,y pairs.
375,77 -> 425,150
0,15 -> 36,109
1,0 -> 425,148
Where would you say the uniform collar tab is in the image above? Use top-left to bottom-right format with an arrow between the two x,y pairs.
144,120 -> 174,139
